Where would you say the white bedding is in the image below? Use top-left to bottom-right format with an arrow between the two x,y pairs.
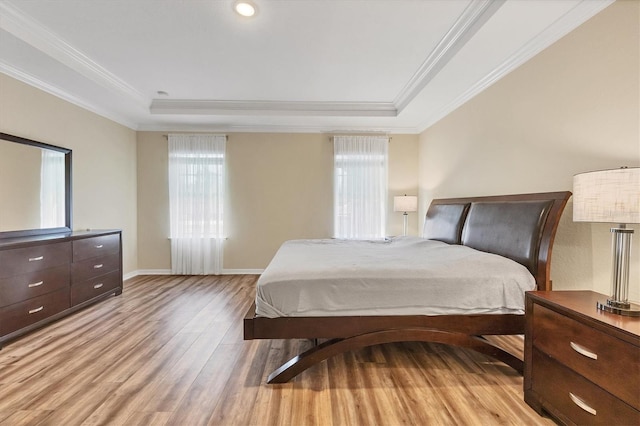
255,236 -> 536,318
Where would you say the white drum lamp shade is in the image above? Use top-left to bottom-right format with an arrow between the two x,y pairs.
573,167 -> 640,224
393,195 -> 418,213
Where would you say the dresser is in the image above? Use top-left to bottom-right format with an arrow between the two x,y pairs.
0,230 -> 122,347
524,290 -> 640,425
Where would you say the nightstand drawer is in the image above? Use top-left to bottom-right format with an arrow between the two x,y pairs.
532,303 -> 639,408
532,348 -> 640,425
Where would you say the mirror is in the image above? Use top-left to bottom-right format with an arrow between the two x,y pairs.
0,133 -> 72,238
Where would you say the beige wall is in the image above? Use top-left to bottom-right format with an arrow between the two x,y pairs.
418,1 -> 640,300
224,133 -> 333,270
0,74 -> 138,275
136,132 -> 171,271
137,132 -> 419,271
389,135 -> 420,236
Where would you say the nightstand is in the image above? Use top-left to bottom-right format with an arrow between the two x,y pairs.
524,290 -> 640,425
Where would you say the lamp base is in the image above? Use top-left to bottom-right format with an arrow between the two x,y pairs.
597,298 -> 640,317
402,212 -> 408,236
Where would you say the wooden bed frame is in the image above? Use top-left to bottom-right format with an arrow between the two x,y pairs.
244,191 -> 571,383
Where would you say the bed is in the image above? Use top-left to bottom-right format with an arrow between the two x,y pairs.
244,191 -> 571,383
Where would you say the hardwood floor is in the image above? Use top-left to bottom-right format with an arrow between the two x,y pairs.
0,275 -> 554,425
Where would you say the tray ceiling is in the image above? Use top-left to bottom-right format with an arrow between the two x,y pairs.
0,0 -> 613,133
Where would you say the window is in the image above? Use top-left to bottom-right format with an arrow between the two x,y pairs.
333,135 -> 388,239
40,150 -> 66,228
168,134 -> 226,274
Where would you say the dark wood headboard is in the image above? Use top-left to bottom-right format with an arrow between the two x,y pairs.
423,192 -> 572,292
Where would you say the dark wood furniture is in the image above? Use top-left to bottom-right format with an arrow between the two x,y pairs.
524,290 -> 640,425
0,230 -> 122,348
245,191 -> 571,383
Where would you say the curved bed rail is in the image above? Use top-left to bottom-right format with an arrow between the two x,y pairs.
267,328 -> 522,384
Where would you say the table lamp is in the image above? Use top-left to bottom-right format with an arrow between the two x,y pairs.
394,195 -> 418,236
573,166 -> 640,316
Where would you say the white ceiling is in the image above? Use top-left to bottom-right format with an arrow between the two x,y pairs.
0,0 -> 613,133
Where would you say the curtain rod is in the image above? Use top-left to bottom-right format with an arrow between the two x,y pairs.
163,134 -> 228,140
328,135 -> 392,141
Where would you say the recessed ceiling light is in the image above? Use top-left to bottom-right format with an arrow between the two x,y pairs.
234,1 -> 257,17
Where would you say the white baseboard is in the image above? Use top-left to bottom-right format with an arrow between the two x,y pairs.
123,269 -> 171,280
123,268 -> 263,280
221,269 -> 264,275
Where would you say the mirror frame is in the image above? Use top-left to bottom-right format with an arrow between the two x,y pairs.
0,132 -> 72,239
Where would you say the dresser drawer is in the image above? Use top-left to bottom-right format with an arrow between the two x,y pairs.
0,264 -> 70,306
1,288 -> 70,335
532,348 -> 640,425
71,254 -> 120,283
71,270 -> 121,305
0,242 -> 71,278
532,303 -> 639,408
73,234 -> 120,262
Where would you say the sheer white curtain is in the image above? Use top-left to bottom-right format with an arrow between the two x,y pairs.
168,134 -> 226,275
40,150 -> 65,228
334,135 -> 388,239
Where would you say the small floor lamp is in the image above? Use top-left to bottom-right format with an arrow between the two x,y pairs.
573,166 -> 640,316
394,195 -> 418,236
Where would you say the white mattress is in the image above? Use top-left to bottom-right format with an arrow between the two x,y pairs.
255,237 -> 536,318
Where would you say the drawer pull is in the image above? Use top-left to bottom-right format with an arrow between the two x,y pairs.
570,342 -> 598,360
28,281 -> 44,288
28,306 -> 44,314
28,256 -> 44,262
95,244 -> 104,249
93,283 -> 104,289
94,264 -> 104,269
569,392 -> 597,416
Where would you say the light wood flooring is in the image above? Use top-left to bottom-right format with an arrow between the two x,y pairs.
0,275 -> 554,425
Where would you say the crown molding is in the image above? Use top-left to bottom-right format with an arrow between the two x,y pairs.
417,0 -> 615,132
0,64 -> 138,130
149,99 -> 397,117
0,0 -> 148,108
394,0 -> 505,114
